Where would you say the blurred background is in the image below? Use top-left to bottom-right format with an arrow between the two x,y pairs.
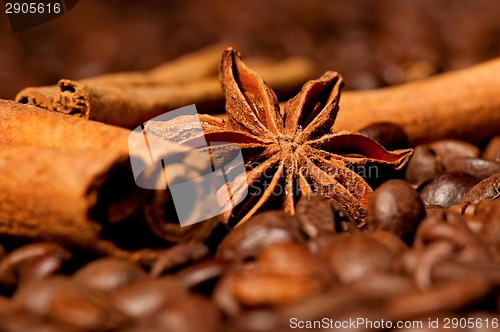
1,0 -> 499,99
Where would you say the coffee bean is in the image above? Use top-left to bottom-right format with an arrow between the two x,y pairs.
369,231 -> 408,256
406,140 -> 480,184
367,179 -> 425,241
321,233 -> 393,283
443,157 -> 500,179
230,243 -> 331,306
359,122 -> 410,150
483,136 -> 500,161
48,287 -> 112,330
13,274 -> 126,330
428,139 -> 480,159
216,211 -> 304,262
359,122 -> 411,150
405,145 -> 442,184
148,295 -> 221,332
150,241 -> 209,277
0,243 -> 70,289
73,258 -> 147,293
460,174 -> 500,204
386,278 -> 491,321
419,172 -> 480,207
295,194 -> 335,238
176,259 -> 229,291
19,252 -> 70,287
111,278 -> 186,320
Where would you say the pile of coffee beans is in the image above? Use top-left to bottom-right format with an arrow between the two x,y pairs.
0,130 -> 499,331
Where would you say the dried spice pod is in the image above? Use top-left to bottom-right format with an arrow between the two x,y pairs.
146,48 -> 412,226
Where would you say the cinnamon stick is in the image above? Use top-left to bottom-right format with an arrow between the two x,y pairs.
16,48 -> 316,129
15,43 -> 226,109
0,100 -> 220,260
337,57 -> 500,144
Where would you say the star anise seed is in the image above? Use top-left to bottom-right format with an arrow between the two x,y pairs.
145,48 -> 413,227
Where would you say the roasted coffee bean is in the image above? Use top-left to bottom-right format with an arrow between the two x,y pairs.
12,275 -> 123,330
111,277 -> 186,320
321,233 -> 393,283
19,252 -> 70,287
405,145 -> 442,184
147,295 -> 221,332
48,286 -> 121,331
176,259 -> 229,291
483,136 -> 500,161
0,310 -> 64,332
150,241 -> 209,277
295,195 -> 335,238
216,211 -> 304,262
478,200 -> 500,256
230,243 -> 331,306
346,273 -> 415,301
359,122 -> 411,150
419,172 -> 480,207
460,174 -> 500,204
386,277 -> 492,321
367,179 -> 425,240
73,257 -> 147,292
406,140 -> 480,184
428,139 -> 480,160
369,231 -> 408,256
443,157 -> 500,179
0,243 -> 70,289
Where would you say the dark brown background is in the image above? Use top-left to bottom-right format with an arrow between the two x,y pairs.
1,0 -> 499,99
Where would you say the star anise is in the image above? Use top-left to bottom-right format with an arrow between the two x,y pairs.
145,48 -> 413,227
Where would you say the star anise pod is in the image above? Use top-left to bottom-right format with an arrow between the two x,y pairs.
145,48 -> 413,227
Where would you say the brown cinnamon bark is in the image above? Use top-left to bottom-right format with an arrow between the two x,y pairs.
15,43 -> 227,111
0,100 -> 220,262
337,58 -> 500,144
0,146 -> 142,260
16,47 -> 316,129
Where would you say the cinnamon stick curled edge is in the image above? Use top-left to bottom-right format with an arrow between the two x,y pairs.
16,45 -> 316,129
0,100 -> 221,263
337,57 -> 500,144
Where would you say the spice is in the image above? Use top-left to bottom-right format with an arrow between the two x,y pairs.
338,58 -> 500,144
0,100 -> 221,259
146,48 -> 413,226
16,45 -> 316,129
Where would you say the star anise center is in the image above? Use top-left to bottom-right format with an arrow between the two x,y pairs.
145,47 -> 414,228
